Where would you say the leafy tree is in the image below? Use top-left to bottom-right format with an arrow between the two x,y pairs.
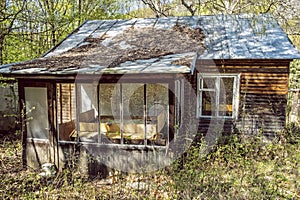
1,0 -> 126,64
0,0 -> 27,64
140,0 -> 298,19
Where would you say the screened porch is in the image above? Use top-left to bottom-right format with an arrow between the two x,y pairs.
56,81 -> 175,147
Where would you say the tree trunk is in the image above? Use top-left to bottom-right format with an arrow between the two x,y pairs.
0,42 -> 3,65
78,0 -> 82,26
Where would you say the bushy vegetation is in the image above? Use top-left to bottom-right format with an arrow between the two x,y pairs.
170,132 -> 300,199
1,126 -> 300,199
289,59 -> 300,89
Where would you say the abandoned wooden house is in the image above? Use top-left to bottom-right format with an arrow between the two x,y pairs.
0,14 -> 300,174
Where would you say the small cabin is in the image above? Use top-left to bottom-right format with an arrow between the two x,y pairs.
1,14 -> 300,175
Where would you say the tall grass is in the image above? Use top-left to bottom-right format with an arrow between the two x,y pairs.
1,126 -> 300,199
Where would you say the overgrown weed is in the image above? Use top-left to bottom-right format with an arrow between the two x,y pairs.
1,126 -> 300,199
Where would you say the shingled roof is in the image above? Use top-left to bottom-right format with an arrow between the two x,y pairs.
0,14 -> 299,75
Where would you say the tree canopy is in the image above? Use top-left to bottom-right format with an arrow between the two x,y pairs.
0,0 -> 126,64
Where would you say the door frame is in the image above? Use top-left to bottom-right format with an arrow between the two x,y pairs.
19,80 -> 56,168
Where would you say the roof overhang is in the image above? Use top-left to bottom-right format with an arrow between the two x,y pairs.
0,52 -> 197,79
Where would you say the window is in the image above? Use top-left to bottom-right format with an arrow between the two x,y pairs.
99,83 -> 168,146
77,83 -> 98,143
56,82 -> 169,146
197,74 -> 240,118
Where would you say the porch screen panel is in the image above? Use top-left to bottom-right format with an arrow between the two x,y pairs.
122,83 -> 144,145
147,83 -> 168,146
99,84 -> 121,144
77,84 -> 98,143
99,83 -> 168,146
25,87 -> 49,139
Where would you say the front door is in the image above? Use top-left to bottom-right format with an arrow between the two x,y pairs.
24,86 -> 51,168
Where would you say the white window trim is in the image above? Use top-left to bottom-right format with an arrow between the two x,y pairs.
197,73 -> 240,119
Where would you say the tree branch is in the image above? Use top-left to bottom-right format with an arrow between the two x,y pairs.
262,1 -> 276,13
141,0 -> 167,17
181,0 -> 196,16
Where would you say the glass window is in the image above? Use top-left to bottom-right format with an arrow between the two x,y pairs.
99,83 -> 168,146
99,84 -> 121,144
25,87 -> 49,139
175,80 -> 184,137
56,82 -> 169,146
77,83 -> 98,143
146,84 -> 168,145
219,77 -> 234,117
122,83 -> 144,145
202,78 -> 216,89
198,74 -> 239,118
201,91 -> 216,116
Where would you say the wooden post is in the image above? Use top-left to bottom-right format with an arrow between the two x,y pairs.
18,80 -> 27,169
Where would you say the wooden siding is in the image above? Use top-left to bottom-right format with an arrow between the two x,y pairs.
236,94 -> 286,136
241,73 -> 289,95
195,59 -> 291,136
57,83 -> 76,124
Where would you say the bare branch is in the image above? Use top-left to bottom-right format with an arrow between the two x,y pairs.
262,1 -> 276,13
141,0 -> 168,17
181,0 -> 196,16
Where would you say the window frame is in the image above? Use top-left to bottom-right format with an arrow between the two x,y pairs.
197,73 -> 240,119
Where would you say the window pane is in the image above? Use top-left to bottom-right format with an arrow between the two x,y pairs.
99,83 -> 168,146
147,84 -> 168,146
201,91 -> 216,116
77,84 -> 98,143
219,77 -> 234,116
202,78 -> 216,89
25,87 -> 49,139
123,84 -> 144,117
100,84 -> 121,144
122,83 -> 144,145
57,84 -> 76,141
